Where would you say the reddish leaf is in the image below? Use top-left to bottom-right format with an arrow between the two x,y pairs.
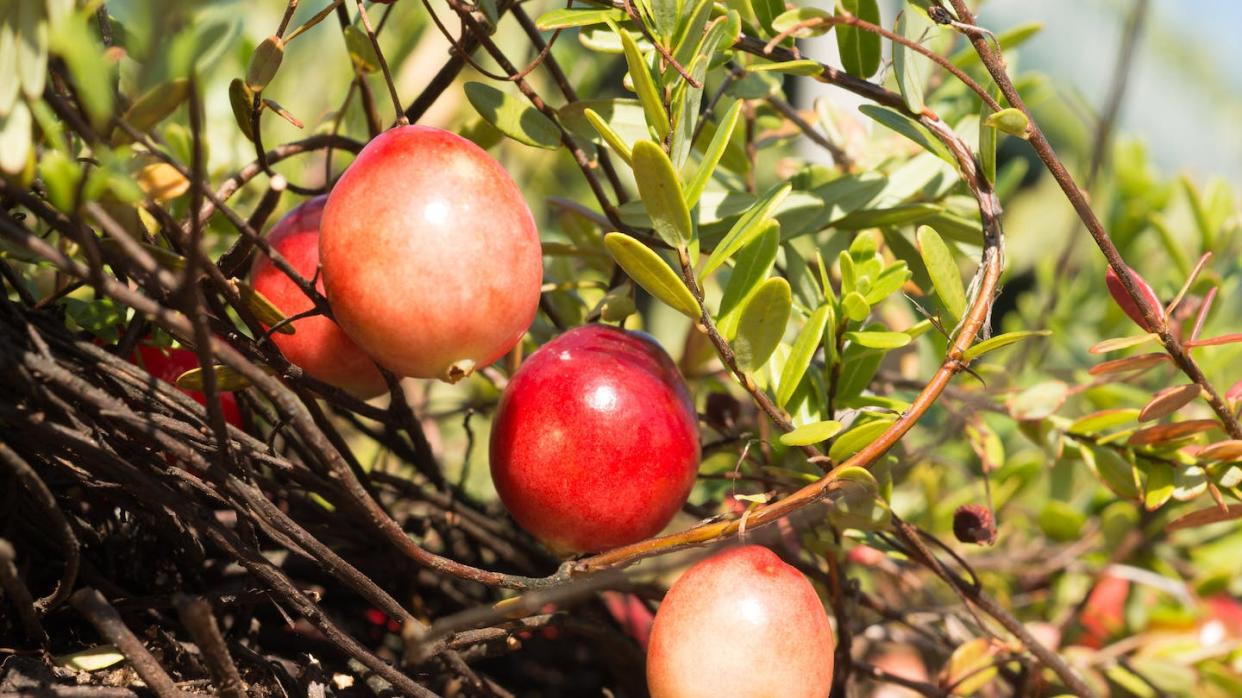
1127,419 -> 1220,446
1088,352 -> 1169,376
1198,440 -> 1242,462
1105,265 -> 1162,332
1138,384 -> 1202,422
1167,504 -> 1242,532
1185,333 -> 1242,348
1228,380 -> 1242,403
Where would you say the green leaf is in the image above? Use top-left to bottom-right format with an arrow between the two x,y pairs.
671,0 -> 716,69
979,87 -> 999,184
236,280 -> 295,335
841,291 -> 869,323
49,11 -> 113,128
752,0 -> 784,35
684,99 -> 742,206
1093,447 -> 1140,499
777,304 -> 832,407
858,104 -> 953,163
717,220 -> 780,339
826,467 -> 890,530
228,78 -> 255,141
603,232 -> 701,320
836,0 -> 881,78
771,8 -> 832,38
845,331 -> 911,350
746,59 -> 823,76
612,20 -> 669,139
583,108 -> 632,164
1069,409 -> 1141,435
863,262 -> 910,305
984,107 -> 1030,138
779,419 -> 843,446
1142,463 -> 1175,511
343,24 -> 379,73
916,225 -> 966,323
245,35 -> 284,92
701,182 -> 791,280
15,1 -> 47,100
463,82 -> 561,150
733,277 -> 791,371
950,21 -> 1043,68
829,418 -> 895,461
632,140 -> 692,247
120,78 -> 190,136
0,99 -> 31,176
1039,501 -> 1084,542
176,364 -> 251,392
536,8 -> 627,29
962,330 -> 1052,361
893,10 -> 932,113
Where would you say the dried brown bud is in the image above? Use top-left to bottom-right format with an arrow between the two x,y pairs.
704,392 -> 741,431
953,504 -> 997,546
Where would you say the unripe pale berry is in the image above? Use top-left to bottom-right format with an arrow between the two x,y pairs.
251,196 -> 387,398
320,125 -> 542,382
489,324 -> 699,554
646,545 -> 836,698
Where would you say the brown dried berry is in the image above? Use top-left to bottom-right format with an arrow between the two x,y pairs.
704,392 -> 741,431
953,504 -> 997,546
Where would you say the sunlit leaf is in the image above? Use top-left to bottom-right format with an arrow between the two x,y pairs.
684,99 -> 742,206
859,104 -> 953,163
1198,440 -> 1242,463
1088,334 -> 1158,354
716,221 -> 780,339
463,82 -> 561,150
176,364 -> 251,391
612,20 -> 669,139
893,9 -> 932,113
1138,384 -> 1201,422
835,0 -> 881,78
828,418 -> 895,461
733,277 -> 791,371
916,225 -> 966,323
536,7 -> 626,30
1069,409 -> 1140,435
632,140 -> 692,247
779,419 -> 843,446
1167,504 -> 1242,531
1088,352 -> 1170,376
1128,420 -> 1220,446
844,331 -> 910,350
701,182 -> 791,280
776,304 -> 832,407
603,232 -> 701,320
963,330 -> 1052,361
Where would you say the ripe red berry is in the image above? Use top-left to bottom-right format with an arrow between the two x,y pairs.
488,324 -> 700,554
320,125 -> 542,382
250,196 -> 387,398
646,545 -> 836,698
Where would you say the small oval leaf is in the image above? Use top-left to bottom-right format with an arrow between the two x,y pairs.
632,140 -> 692,247
246,36 -> 285,92
176,364 -> 251,392
776,304 -> 832,407
1088,333 -> 1158,354
829,418 -> 895,462
463,81 -> 561,150
733,277 -> 791,371
1127,420 -> 1220,446
916,225 -> 966,323
603,232 -> 701,320
1138,384 -> 1202,422
845,330 -> 910,350
1088,352 -> 1170,376
962,330 -> 1052,361
779,419 -> 843,447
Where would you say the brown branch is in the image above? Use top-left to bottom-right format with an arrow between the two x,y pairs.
174,595 -> 246,698
70,588 -> 187,698
945,0 -> 1242,441
0,539 -> 49,647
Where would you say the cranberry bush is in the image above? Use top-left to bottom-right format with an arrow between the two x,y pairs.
0,0 -> 1240,696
